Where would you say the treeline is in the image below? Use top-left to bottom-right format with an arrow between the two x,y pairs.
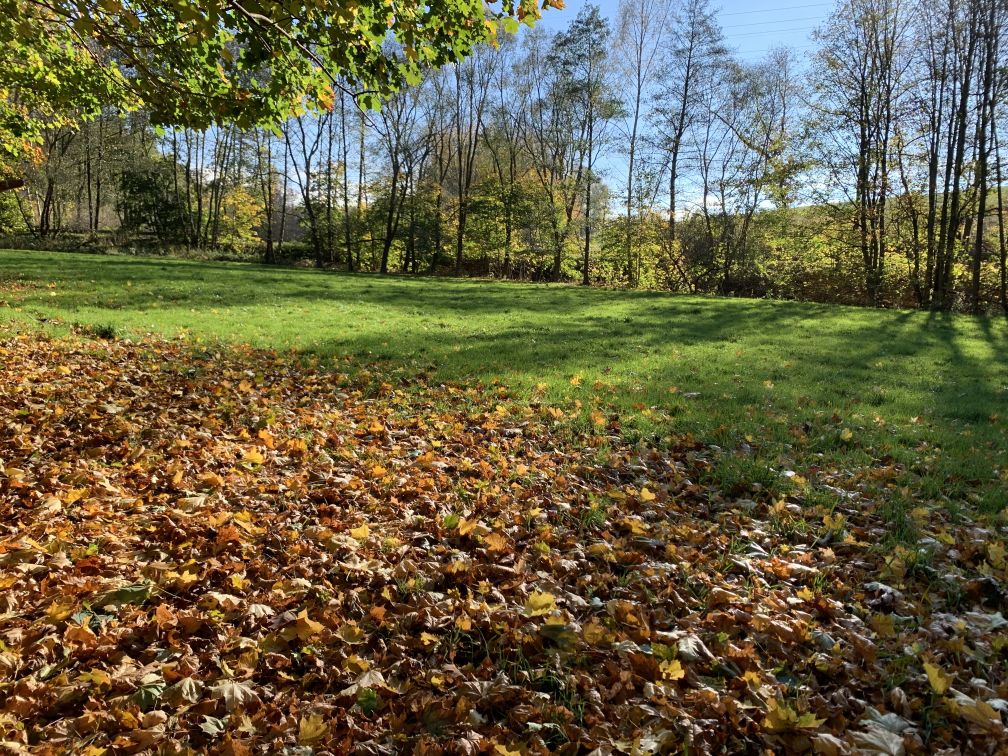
3,0 -> 1007,313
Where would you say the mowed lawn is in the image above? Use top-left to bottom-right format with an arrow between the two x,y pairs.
3,248 -> 1007,522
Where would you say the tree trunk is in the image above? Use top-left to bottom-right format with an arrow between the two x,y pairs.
583,125 -> 594,286
994,98 -> 1007,315
340,92 -> 355,272
970,0 -> 997,314
380,161 -> 400,274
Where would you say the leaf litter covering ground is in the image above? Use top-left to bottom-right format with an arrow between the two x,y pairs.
0,335 -> 1006,755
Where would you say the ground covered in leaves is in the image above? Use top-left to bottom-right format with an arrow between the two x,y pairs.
1,335 -> 1006,754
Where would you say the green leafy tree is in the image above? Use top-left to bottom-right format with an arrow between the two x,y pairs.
118,161 -> 185,243
1,0 -> 555,181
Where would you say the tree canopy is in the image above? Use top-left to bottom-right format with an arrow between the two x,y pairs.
0,0 -> 556,181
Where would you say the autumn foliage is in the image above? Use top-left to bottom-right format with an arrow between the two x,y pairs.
0,334 -> 1006,752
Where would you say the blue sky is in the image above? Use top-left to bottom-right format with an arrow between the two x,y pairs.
539,0 -> 832,62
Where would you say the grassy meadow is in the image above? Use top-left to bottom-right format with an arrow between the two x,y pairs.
3,248 -> 1007,525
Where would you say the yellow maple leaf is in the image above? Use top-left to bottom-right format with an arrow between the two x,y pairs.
764,698 -> 825,732
639,486 -> 656,502
823,512 -> 845,531
350,523 -> 370,540
870,613 -> 896,637
483,532 -> 508,552
64,487 -> 88,504
660,659 -> 685,681
988,541 -> 1006,569
285,437 -> 308,455
343,654 -> 370,673
924,661 -> 952,695
582,620 -> 609,645
287,609 -> 323,640
945,691 -> 1002,730
77,668 -> 112,688
523,590 -> 556,617
570,374 -> 583,387
47,597 -> 76,622
198,471 -> 225,489
242,448 -> 264,465
420,631 -> 439,646
624,517 -> 648,535
298,713 -> 328,745
337,624 -> 367,644
173,569 -> 200,589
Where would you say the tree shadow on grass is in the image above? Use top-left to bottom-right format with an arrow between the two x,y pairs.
5,250 -> 1007,448
917,310 -> 1008,428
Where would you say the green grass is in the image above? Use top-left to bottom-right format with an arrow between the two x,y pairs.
3,248 -> 1007,517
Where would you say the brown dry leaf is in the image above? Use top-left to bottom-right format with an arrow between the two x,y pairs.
211,680 -> 260,712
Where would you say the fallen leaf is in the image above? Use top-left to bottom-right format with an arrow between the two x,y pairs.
211,680 -> 260,712
924,661 -> 952,695
660,659 -> 685,681
298,713 -> 329,745
524,590 -> 556,617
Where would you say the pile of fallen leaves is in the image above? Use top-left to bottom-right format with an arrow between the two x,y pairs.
0,334 -> 1006,754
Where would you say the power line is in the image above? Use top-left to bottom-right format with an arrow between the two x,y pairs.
721,14 -> 823,28
718,2 -> 831,16
730,40 -> 816,51
734,44 -> 819,58
736,42 -> 818,50
730,24 -> 819,38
